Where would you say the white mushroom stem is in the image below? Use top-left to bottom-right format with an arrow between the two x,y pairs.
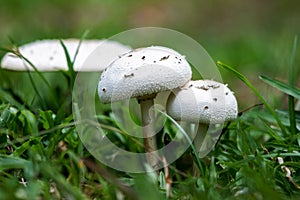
193,123 -> 208,155
138,96 -> 160,168
192,123 -> 208,176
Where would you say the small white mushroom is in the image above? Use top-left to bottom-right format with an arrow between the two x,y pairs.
1,39 -> 131,71
167,80 -> 237,124
98,46 -> 192,168
167,80 -> 238,173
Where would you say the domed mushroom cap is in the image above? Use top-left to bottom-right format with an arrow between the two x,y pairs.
1,39 -> 131,71
98,46 -> 192,103
167,80 -> 238,124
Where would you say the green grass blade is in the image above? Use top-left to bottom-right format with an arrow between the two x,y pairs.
289,36 -> 297,87
0,155 -> 30,170
259,75 -> 300,99
1,46 -> 58,109
157,109 -> 205,176
41,162 -> 87,199
0,47 -> 16,54
59,40 -> 74,73
26,70 -> 47,109
1,47 -> 51,89
0,87 -> 23,108
217,61 -> 287,135
72,30 -> 89,64
288,35 -> 298,135
59,40 -> 75,89
59,30 -> 89,90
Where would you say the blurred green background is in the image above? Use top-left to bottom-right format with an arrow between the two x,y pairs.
0,0 -> 300,109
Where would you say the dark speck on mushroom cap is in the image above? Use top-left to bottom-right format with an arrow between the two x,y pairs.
98,46 -> 192,103
166,80 -> 238,124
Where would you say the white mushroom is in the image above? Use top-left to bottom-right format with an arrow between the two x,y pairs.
167,80 -> 238,172
98,46 -> 192,168
167,80 -> 237,124
1,39 -> 131,71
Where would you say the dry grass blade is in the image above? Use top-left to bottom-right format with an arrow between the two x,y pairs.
277,157 -> 300,190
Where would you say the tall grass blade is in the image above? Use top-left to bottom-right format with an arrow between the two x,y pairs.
288,35 -> 298,135
258,36 -> 299,135
72,30 -> 89,65
0,87 -> 23,108
259,76 -> 300,99
217,61 -> 287,135
60,30 -> 89,90
59,40 -> 75,90
26,70 -> 47,109
1,46 -> 59,109
0,47 -> 51,89
0,155 -> 29,170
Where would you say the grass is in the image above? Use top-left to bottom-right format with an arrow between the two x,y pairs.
0,41 -> 300,199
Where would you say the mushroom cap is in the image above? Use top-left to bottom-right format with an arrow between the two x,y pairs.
1,39 -> 131,72
167,80 -> 238,124
98,46 -> 192,103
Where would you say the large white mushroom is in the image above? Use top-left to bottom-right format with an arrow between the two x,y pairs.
0,39 -> 131,111
98,46 -> 192,168
1,39 -> 131,71
167,80 -> 238,172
